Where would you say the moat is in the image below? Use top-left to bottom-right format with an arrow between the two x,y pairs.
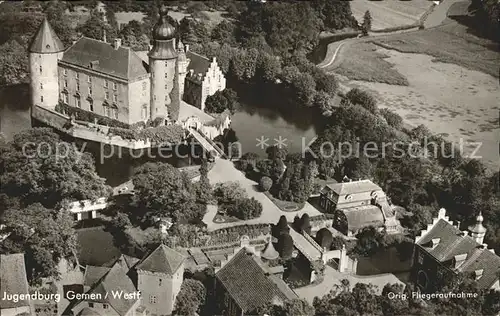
1,85 -> 322,186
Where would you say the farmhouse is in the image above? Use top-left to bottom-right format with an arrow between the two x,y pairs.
412,209 -> 500,292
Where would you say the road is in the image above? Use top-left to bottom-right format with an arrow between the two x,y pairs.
203,159 -> 322,231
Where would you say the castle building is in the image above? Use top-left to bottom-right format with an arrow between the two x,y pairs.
29,8 -> 226,128
71,244 -> 185,316
412,209 -> 500,292
319,179 -> 400,236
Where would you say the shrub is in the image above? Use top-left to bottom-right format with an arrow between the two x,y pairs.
277,233 -> 294,260
346,88 -> 377,114
259,176 -> 273,192
379,108 -> 403,129
213,182 -> 247,205
224,197 -> 263,220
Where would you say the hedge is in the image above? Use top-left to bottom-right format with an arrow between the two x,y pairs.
55,102 -> 130,129
108,124 -> 185,144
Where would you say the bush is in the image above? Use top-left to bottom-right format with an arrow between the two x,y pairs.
213,182 -> 247,205
108,125 -> 185,144
224,197 -> 263,220
346,88 -> 377,114
379,108 -> 403,129
55,102 -> 130,128
259,176 -> 273,192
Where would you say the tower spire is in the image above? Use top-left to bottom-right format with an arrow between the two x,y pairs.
29,17 -> 65,53
468,211 -> 487,244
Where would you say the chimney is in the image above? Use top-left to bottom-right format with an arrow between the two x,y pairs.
438,208 -> 446,219
185,44 -> 189,52
189,69 -> 194,76
431,238 -> 440,248
103,29 -> 107,43
113,38 -> 122,49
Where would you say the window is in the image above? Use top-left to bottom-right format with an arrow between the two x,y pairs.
89,99 -> 94,112
76,82 -> 80,91
63,69 -> 67,76
113,94 -> 117,103
149,295 -> 157,304
74,96 -> 81,108
62,93 -> 69,104
165,84 -> 168,90
164,72 -> 168,79
112,106 -> 118,119
88,303 -> 94,308
104,80 -> 108,88
75,73 -> 79,80
113,82 -> 117,90
87,75 -> 92,83
64,80 -> 68,88
141,104 -> 148,120
159,278 -> 162,286
88,86 -> 92,95
103,304 -> 108,309
41,96 -> 43,103
418,252 -> 424,265
104,105 -> 110,117
105,91 -> 109,100
40,83 -> 43,90
142,82 -> 147,91
39,65 -> 42,73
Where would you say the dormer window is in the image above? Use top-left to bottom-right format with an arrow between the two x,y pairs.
474,269 -> 483,280
345,195 -> 352,201
453,253 -> 467,269
89,61 -> 99,69
63,69 -> 67,76
431,238 -> 440,248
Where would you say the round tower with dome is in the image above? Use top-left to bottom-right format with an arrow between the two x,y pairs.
29,17 -> 65,110
468,212 -> 487,244
148,5 -> 180,121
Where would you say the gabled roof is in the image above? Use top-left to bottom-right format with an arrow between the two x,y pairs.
61,37 -> 148,81
82,258 -> 138,316
135,244 -> 185,275
0,253 -> 30,310
417,219 -> 500,289
325,179 -> 382,196
29,17 -> 65,53
215,248 -> 290,312
84,266 -> 110,288
340,205 -> 385,231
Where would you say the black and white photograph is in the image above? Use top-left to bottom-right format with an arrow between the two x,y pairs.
0,0 -> 499,315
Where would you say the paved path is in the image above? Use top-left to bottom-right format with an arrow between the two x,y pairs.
188,128 -> 225,158
202,159 -> 322,231
288,227 -> 322,261
295,266 -> 404,304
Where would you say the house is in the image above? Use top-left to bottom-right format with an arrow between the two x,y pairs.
29,7 -> 227,128
70,244 -> 185,316
0,253 -> 33,316
215,248 -> 298,316
412,208 -> 500,292
319,179 -> 399,236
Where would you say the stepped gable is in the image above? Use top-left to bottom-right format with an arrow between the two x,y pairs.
29,17 -> 65,53
215,248 -> 290,313
61,37 -> 147,80
135,244 -> 185,275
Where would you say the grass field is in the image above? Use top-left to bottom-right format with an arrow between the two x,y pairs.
351,0 -> 433,30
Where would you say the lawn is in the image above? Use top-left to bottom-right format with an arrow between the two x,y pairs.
351,0 -> 432,30
263,191 -> 304,212
333,42 -> 410,86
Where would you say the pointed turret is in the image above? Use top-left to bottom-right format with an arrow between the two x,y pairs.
261,237 -> 279,260
29,17 -> 65,54
468,212 -> 487,244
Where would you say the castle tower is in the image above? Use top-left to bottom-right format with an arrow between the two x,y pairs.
148,7 -> 179,121
177,40 -> 189,98
29,17 -> 65,110
468,212 -> 487,244
135,244 -> 185,315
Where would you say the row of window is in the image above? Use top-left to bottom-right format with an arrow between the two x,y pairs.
88,302 -> 108,310
61,94 -> 118,119
63,68 -> 118,90
63,79 -> 119,102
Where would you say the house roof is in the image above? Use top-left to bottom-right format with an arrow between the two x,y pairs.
82,257 -> 138,316
61,37 -> 148,81
0,253 -> 30,310
261,239 -> 279,260
417,219 -> 500,289
268,274 -> 299,300
135,244 -> 185,275
325,180 -> 382,196
178,100 -> 215,123
215,248 -> 290,312
77,307 -> 103,316
340,205 -> 385,231
29,17 -> 65,53
84,266 -> 111,288
186,51 -> 211,80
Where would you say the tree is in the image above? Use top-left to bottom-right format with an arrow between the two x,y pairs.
0,203 -> 77,283
78,9 -> 117,42
110,212 -> 131,230
174,279 -> 206,316
277,232 -> 294,259
259,176 -> 273,192
331,236 -> 345,250
273,215 -> 290,237
211,20 -> 236,45
178,17 -> 209,45
192,159 -> 212,204
225,197 -> 263,220
342,156 -> 373,180
361,10 -> 372,36
379,108 -> 403,129
315,228 -> 333,249
299,213 -> 312,235
212,181 -> 247,205
0,40 -> 28,86
131,162 -> 200,222
400,203 -> 435,235
204,88 -> 239,114
255,299 -> 315,316
346,88 -> 377,113
266,145 -> 288,161
310,0 -> 358,30
353,226 -> 385,256
0,128 -> 111,209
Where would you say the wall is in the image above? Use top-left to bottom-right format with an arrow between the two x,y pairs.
1,306 -> 32,316
30,52 -> 60,109
149,57 -> 179,120
58,63 -> 130,124
128,76 -> 150,124
72,301 -> 123,316
183,79 -> 202,109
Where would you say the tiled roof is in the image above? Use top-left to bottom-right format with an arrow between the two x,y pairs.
29,17 -> 65,53
61,37 -> 148,80
186,51 -> 211,79
215,248 -> 290,312
341,205 -> 385,231
178,100 -> 214,123
135,244 -> 185,275
268,274 -> 299,300
83,266 -> 110,288
326,180 -> 382,196
417,219 -> 500,289
0,253 -> 30,310
84,258 -> 138,316
77,307 -> 103,316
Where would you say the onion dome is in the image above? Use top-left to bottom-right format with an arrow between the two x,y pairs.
469,212 -> 487,235
152,6 -> 176,40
